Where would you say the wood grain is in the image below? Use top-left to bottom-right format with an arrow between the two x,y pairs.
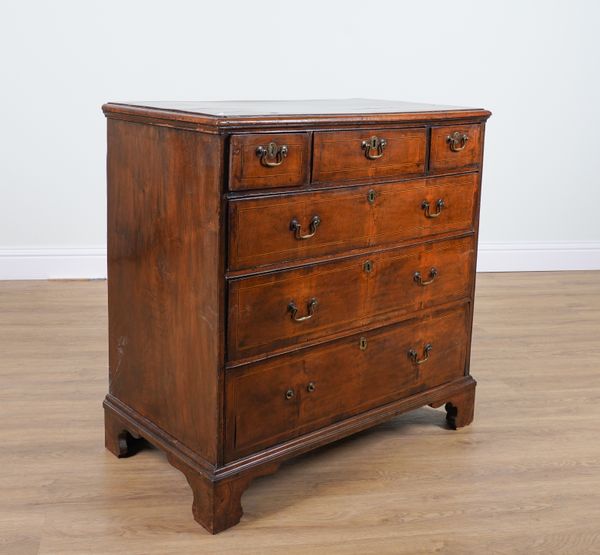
312,128 -> 426,184
2,272 -> 599,553
228,173 -> 479,272
229,133 -> 310,191
103,100 -> 491,133
429,124 -> 482,173
225,304 -> 470,461
228,236 -> 475,361
106,120 -> 225,464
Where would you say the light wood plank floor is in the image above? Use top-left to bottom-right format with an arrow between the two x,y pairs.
1,272 -> 600,554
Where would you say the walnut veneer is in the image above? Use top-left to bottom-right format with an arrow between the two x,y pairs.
102,98 -> 491,533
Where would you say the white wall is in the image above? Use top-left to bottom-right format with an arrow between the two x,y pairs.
1,0 -> 599,278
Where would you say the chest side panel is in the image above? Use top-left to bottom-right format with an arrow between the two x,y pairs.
106,119 -> 225,464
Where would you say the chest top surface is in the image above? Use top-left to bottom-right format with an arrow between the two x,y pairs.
103,98 -> 491,131
105,98 -> 480,117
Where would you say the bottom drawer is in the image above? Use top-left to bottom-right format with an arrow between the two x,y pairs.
225,304 -> 470,461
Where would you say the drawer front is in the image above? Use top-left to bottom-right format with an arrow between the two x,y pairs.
229,174 -> 478,271
225,304 -> 469,460
229,133 -> 310,190
228,236 -> 474,361
430,124 -> 482,173
312,128 -> 426,184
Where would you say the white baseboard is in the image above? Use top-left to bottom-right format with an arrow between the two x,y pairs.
0,247 -> 107,280
476,241 -> 600,272
0,242 -> 599,280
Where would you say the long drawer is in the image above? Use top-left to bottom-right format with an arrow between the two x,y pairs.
229,173 -> 478,271
227,235 -> 474,361
225,304 -> 469,461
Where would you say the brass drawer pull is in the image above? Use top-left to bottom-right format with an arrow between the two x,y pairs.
307,382 -> 316,393
447,131 -> 469,152
421,199 -> 445,218
414,268 -> 438,286
408,343 -> 432,365
288,298 -> 318,322
285,389 -> 295,400
361,136 -> 387,160
290,215 -> 320,240
256,141 -> 289,167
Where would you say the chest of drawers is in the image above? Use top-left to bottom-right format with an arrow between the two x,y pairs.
102,99 -> 491,533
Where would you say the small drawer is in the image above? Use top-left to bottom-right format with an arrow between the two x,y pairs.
229,133 -> 310,191
312,128 -> 427,184
429,124 -> 482,173
229,174 -> 478,271
227,236 -> 474,361
225,304 -> 469,461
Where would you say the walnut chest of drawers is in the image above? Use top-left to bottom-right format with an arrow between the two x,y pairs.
102,99 -> 491,533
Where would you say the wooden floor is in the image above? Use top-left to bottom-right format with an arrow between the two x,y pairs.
1,272 -> 600,554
